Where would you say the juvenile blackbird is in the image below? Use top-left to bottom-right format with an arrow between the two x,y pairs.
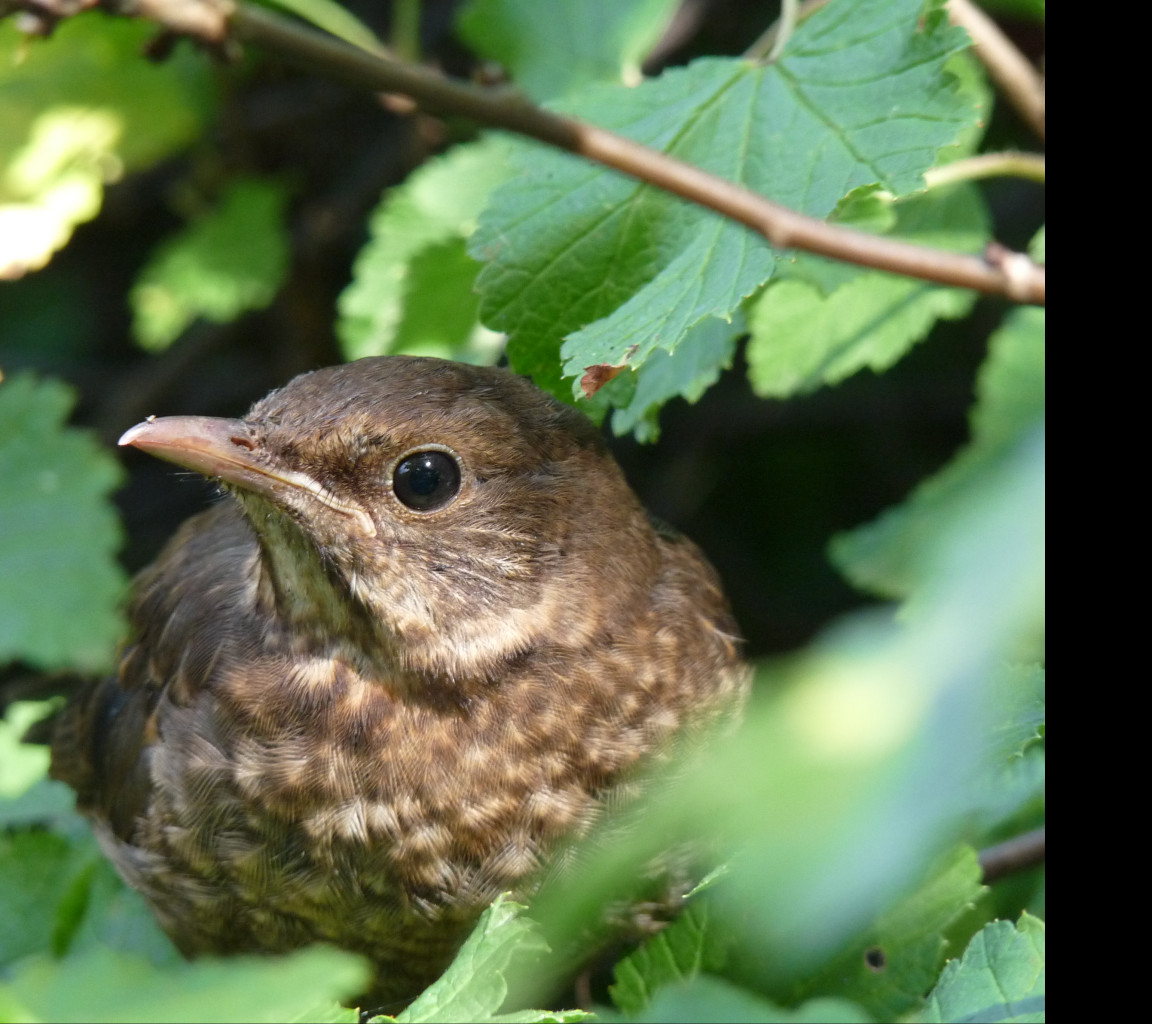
50,356 -> 746,1005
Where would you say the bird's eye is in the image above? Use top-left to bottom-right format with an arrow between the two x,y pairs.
392,451 -> 461,512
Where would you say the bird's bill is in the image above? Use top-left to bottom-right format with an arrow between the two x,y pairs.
119,416 -> 376,536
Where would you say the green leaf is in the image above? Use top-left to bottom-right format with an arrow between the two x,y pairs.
609,313 -> 741,441
260,0 -> 383,53
0,13 -> 214,277
637,976 -> 874,1023
338,138 -> 511,364
398,896 -> 588,1024
1029,225 -> 1045,263
790,846 -> 987,1020
831,306 -> 1045,599
458,0 -> 681,101
130,178 -> 292,351
918,914 -> 1045,1023
747,185 -> 989,397
0,373 -> 125,671
966,664 -> 1044,832
610,903 -> 723,1015
471,0 -> 977,416
0,830 -> 79,966
6,944 -> 369,1024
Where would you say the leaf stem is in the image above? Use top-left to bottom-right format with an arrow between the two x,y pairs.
924,151 -> 1046,187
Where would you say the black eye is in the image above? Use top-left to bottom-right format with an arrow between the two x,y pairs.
393,451 -> 461,511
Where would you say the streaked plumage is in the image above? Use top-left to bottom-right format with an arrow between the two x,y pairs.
51,356 -> 746,1004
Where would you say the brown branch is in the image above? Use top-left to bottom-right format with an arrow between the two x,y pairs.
6,0 -> 1045,305
979,827 -> 1045,884
948,0 -> 1045,142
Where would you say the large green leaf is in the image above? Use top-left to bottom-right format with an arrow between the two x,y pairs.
458,0 -> 681,101
471,0 -> 977,414
918,914 -> 1045,1023
0,374 -> 125,671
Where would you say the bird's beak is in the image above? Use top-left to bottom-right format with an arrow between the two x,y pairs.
119,416 -> 376,537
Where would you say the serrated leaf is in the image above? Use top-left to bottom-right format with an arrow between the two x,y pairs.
918,914 -> 1045,1023
609,312 -> 741,441
790,845 -> 987,1020
638,976 -> 874,1023
130,178 -> 291,351
338,137 -> 512,363
0,373 -> 125,671
0,14 -> 214,277
831,306 -> 1045,599
747,184 -> 988,397
458,0 -> 680,101
397,896 -> 582,1024
609,903 -> 721,1015
7,944 -> 369,1024
471,0 -> 976,410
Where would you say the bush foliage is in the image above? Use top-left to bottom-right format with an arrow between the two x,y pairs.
0,1 -> 1044,1021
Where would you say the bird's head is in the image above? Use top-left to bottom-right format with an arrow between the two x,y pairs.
120,357 -> 662,681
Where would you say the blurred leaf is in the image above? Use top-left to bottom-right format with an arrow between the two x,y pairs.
832,306 -> 1045,599
966,664 -> 1044,833
788,845 -> 986,1020
398,896 -> 590,1023
260,0 -> 382,52
526,425 -> 1044,994
458,0 -> 680,100
59,854 -> 181,965
918,914 -> 1045,1023
338,137 -> 511,364
0,14 -> 213,277
0,373 -> 125,671
7,944 -> 369,1024
0,829 -> 78,966
1029,225 -> 1045,262
471,0 -> 977,415
130,178 -> 292,351
635,975 -> 874,1023
0,701 -> 52,800
747,185 -> 990,397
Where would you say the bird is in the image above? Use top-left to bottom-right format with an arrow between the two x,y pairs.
48,355 -> 747,1007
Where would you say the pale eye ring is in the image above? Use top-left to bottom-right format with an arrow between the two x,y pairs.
392,450 -> 461,511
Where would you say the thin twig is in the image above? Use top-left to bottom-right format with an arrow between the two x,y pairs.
979,827 -> 1045,884
947,0 -> 1045,142
228,2 -> 1045,305
7,0 -> 1046,305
